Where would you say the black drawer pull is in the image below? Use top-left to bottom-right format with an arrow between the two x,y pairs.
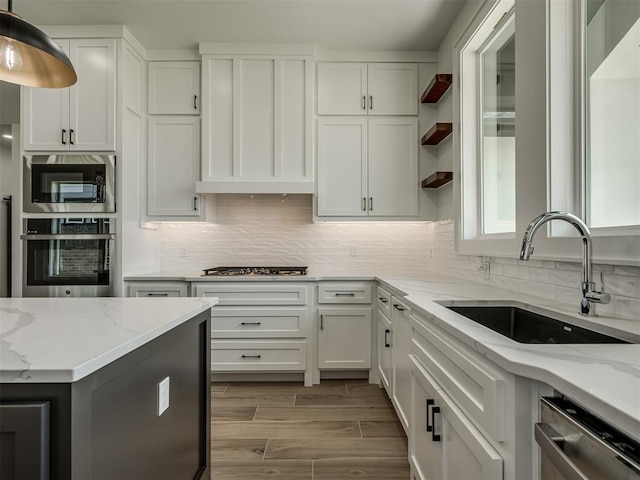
335,293 -> 355,297
426,399 -> 434,432
240,322 -> 261,326
378,297 -> 388,303
393,304 -> 405,311
147,293 -> 168,296
431,406 -> 441,442
384,329 -> 390,348
241,355 -> 261,359
61,129 -> 66,144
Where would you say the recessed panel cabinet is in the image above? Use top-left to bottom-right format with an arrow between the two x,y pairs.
147,116 -> 204,220
199,55 -> 313,193
22,39 -> 116,151
317,307 -> 372,370
317,62 -> 418,115
148,61 -> 200,114
317,117 -> 418,217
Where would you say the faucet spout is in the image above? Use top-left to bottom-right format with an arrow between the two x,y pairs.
519,211 -> 609,316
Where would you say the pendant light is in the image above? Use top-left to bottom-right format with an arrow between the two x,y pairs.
0,0 -> 76,88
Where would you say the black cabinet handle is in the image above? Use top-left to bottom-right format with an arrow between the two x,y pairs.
69,129 -> 74,145
240,322 -> 261,326
61,129 -> 66,144
194,94 -> 198,110
378,297 -> 388,303
335,293 -> 355,297
384,329 -> 390,348
369,197 -> 373,211
393,304 -> 405,311
369,95 -> 373,110
362,197 -> 367,211
193,197 -> 198,211
362,96 -> 366,110
426,399 -> 434,432
146,293 -> 168,296
320,314 -> 324,330
431,406 -> 441,442
241,354 -> 261,359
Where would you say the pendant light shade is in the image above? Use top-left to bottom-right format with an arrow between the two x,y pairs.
0,3 -> 77,88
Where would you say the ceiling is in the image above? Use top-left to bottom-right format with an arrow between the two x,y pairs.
12,0 -> 467,52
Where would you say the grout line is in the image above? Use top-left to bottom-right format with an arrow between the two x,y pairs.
293,393 -> 297,406
344,381 -> 349,394
262,438 -> 269,461
252,406 -> 258,421
311,459 -> 314,480
358,420 -> 363,438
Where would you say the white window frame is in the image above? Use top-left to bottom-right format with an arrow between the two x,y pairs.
455,0 -> 640,266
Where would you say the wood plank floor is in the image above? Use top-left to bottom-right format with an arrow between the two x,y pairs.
211,381 -> 409,480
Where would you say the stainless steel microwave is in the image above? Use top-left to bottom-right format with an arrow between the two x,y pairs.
23,154 -> 115,213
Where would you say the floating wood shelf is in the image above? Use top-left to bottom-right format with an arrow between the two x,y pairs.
421,171 -> 453,189
421,123 -> 452,145
421,74 -> 452,103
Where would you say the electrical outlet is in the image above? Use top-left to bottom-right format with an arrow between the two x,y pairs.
179,247 -> 188,257
350,246 -> 357,256
157,377 -> 170,416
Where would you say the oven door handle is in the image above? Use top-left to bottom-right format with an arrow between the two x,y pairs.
535,423 -> 589,480
20,234 -> 115,240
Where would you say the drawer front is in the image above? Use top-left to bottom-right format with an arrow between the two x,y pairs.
317,282 -> 372,304
193,283 -> 308,305
211,340 -> 307,371
410,314 -> 505,441
211,307 -> 308,338
376,285 -> 392,317
127,282 -> 188,297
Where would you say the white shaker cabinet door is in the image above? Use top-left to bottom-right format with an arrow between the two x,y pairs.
368,117 -> 418,216
377,310 -> 392,393
317,307 -> 372,369
148,116 -> 203,219
367,63 -> 418,115
148,61 -> 200,114
22,40 -> 70,151
317,117 -> 368,216
317,62 -> 367,115
68,39 -> 116,151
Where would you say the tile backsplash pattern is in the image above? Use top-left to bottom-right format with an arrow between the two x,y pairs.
158,196 -> 639,321
159,195 -> 432,276
426,220 -> 640,321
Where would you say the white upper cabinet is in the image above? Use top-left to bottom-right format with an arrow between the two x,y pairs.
198,54 -> 314,193
22,39 -> 116,151
147,116 -> 204,220
148,61 -> 200,114
317,117 -> 418,217
317,62 -> 418,116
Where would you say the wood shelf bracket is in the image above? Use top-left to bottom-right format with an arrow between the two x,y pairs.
421,171 -> 453,189
420,74 -> 452,104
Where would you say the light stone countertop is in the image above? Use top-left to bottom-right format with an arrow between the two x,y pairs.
0,297 -> 217,383
124,270 -> 640,439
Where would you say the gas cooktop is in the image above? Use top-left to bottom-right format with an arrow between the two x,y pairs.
202,266 -> 308,276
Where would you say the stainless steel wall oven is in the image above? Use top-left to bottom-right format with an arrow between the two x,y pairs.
21,218 -> 114,297
23,155 -> 115,213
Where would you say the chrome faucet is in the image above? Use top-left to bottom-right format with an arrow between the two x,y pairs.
519,211 -> 610,316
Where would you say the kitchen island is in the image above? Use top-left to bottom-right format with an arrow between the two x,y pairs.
0,297 -> 217,479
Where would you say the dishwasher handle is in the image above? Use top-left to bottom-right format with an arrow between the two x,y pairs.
535,423 -> 589,480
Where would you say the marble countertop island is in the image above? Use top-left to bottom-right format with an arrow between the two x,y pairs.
0,297 -> 217,383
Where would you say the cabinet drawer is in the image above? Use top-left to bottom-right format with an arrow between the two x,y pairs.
376,285 -> 392,317
211,307 -> 308,338
193,283 -> 308,305
410,314 -> 505,441
211,340 -> 307,372
127,282 -> 188,297
317,282 -> 372,304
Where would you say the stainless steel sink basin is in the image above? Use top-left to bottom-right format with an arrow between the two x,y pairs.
437,301 -> 633,344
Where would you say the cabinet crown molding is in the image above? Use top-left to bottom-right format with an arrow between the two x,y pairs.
199,42 -> 315,56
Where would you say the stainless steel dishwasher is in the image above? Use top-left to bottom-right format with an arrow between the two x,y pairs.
536,396 -> 640,479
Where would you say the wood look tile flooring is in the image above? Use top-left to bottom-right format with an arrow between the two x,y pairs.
211,381 -> 409,479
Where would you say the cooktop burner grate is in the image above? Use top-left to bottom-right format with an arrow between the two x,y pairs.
202,266 -> 308,276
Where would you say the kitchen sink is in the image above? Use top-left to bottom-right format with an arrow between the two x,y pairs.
437,302 -> 632,344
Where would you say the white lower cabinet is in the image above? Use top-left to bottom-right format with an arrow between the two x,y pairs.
391,296 -> 412,433
410,355 -> 503,480
377,308 -> 392,393
317,307 -> 372,369
126,281 -> 188,297
193,282 -> 313,385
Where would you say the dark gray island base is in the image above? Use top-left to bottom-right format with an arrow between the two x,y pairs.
0,310 -> 211,480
